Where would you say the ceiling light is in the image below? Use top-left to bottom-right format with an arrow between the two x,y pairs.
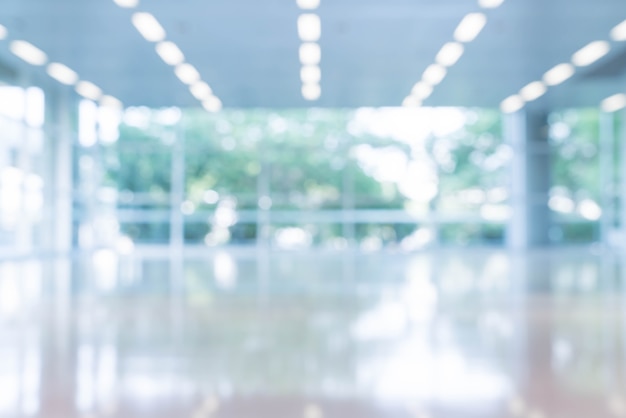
298,14 -> 321,42
454,13 -> 487,43
610,19 -> 626,41
100,95 -> 123,109
571,41 -> 610,67
542,63 -> 575,86
113,0 -> 139,7
9,40 -> 48,66
300,65 -> 321,83
0,24 -> 7,40
131,12 -> 166,42
411,81 -> 433,99
47,62 -> 79,85
203,96 -> 222,113
422,64 -> 447,85
296,0 -> 320,10
501,94 -> 524,113
402,96 -> 421,107
175,63 -> 200,85
76,81 -> 102,101
302,83 -> 321,100
190,81 -> 213,100
436,42 -> 464,67
519,81 -> 546,101
479,0 -> 505,8
601,93 -> 626,112
156,42 -> 184,66
299,43 -> 321,65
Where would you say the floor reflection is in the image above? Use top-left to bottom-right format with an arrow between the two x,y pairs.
0,248 -> 625,417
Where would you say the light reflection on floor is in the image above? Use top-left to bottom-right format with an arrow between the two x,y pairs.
0,247 -> 625,418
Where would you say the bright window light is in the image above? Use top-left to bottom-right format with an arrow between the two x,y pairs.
479,0 -> 505,8
300,65 -> 321,83
519,81 -> 546,101
0,24 -> 7,39
411,81 -> 433,99
174,63 -> 200,85
298,14 -> 321,42
155,42 -> 184,66
601,93 -> 626,112
76,81 -> 103,101
402,96 -> 421,107
299,43 -> 321,65
454,13 -> 487,43
131,12 -> 166,42
79,100 -> 98,147
25,87 -> 45,128
610,19 -> 626,41
9,40 -> 48,66
436,42 -> 464,67
542,63 -> 575,86
190,81 -> 213,100
100,95 -> 123,109
422,64 -> 447,85
47,62 -> 79,85
302,83 -> 321,100
203,96 -> 222,113
297,0 -> 320,10
501,94 -> 524,113
571,41 -> 610,67
113,0 -> 139,7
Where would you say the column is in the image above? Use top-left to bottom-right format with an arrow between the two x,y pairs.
505,109 -> 552,249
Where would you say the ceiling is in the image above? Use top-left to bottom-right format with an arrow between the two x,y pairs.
0,0 -> 625,109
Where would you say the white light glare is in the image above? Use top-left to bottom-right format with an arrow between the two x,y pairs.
9,40 -> 48,66
610,19 -> 626,41
436,42 -> 464,67
100,95 -> 123,109
479,0 -> 505,8
302,83 -> 321,100
411,81 -> 433,99
175,63 -> 201,85
454,13 -> 487,43
298,14 -> 321,42
113,0 -> 139,7
601,93 -> 626,113
571,41 -> 610,67
422,64 -> 447,85
203,96 -> 223,113
0,24 -> 7,39
47,62 -> 79,85
402,96 -> 421,107
297,0 -> 320,10
155,42 -> 185,66
542,63 -> 575,86
519,81 -> 547,101
501,94 -> 524,113
131,12 -> 166,42
190,81 -> 213,100
301,65 -> 321,83
299,43 -> 321,65
76,81 -> 103,101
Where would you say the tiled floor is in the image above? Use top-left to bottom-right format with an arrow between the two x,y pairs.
0,247 -> 625,417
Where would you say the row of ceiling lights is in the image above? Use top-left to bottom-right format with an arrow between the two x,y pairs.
403,0 -> 506,108
501,19 -> 626,113
0,24 -> 122,109
297,0 -> 322,101
113,0 -> 222,112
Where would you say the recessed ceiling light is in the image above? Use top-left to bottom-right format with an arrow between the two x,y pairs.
298,14 -> 321,42
411,81 -> 433,99
610,19 -> 626,41
0,24 -> 7,40
131,12 -> 166,42
479,0 -> 505,8
76,81 -> 103,101
9,40 -> 48,66
113,0 -> 139,8
203,96 -> 222,113
601,93 -> 626,112
301,65 -> 321,84
454,13 -> 487,43
100,95 -> 123,109
296,0 -> 320,10
519,81 -> 547,101
436,42 -> 464,67
571,41 -> 610,67
156,41 -> 185,66
47,62 -> 79,85
190,81 -> 213,100
175,63 -> 200,85
299,43 -> 321,65
402,96 -> 421,107
501,94 -> 524,113
422,64 -> 447,85
302,83 -> 321,100
542,63 -> 575,86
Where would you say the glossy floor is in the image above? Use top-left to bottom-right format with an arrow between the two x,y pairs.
0,247 -> 625,418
